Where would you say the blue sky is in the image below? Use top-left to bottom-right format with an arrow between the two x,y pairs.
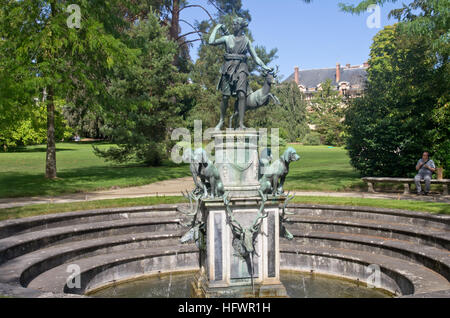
180,0 -> 410,79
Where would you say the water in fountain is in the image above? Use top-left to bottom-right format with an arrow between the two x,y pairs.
89,271 -> 393,298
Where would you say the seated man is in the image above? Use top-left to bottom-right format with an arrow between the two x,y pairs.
414,151 -> 436,195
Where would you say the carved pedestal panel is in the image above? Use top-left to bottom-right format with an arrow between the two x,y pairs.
213,130 -> 260,197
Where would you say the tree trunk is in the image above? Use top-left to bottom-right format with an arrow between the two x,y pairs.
170,0 -> 180,40
170,0 -> 180,67
45,86 -> 57,179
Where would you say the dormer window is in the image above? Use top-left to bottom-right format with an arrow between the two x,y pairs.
338,81 -> 350,96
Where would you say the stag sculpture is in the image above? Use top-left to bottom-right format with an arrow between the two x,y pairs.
223,191 -> 268,292
229,70 -> 280,129
179,191 -> 206,250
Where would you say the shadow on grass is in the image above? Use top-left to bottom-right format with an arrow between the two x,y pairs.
3,141 -> 114,153
4,147 -> 75,153
0,163 -> 191,198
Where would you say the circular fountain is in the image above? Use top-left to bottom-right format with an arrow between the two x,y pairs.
1,15 -> 449,299
0,203 -> 448,298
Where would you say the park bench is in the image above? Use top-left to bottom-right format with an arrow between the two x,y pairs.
362,177 -> 450,196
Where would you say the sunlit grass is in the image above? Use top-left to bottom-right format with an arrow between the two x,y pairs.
0,195 -> 448,222
0,142 -> 190,198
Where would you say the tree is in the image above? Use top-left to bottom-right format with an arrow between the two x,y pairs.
340,0 -> 450,173
340,0 -> 450,175
247,81 -> 309,143
93,14 -> 198,166
345,24 -> 447,177
339,0 -> 449,60
0,97 -> 72,149
0,1 -> 136,178
308,79 -> 346,146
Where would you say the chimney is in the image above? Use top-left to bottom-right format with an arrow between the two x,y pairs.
294,66 -> 300,85
336,63 -> 341,83
346,63 -> 351,69
363,61 -> 369,68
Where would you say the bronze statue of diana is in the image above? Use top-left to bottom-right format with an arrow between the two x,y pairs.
208,17 -> 273,131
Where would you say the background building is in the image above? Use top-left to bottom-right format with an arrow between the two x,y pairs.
284,62 -> 369,100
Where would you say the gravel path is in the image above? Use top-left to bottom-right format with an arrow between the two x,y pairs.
0,177 -> 448,209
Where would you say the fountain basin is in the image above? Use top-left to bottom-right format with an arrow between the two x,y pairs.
0,204 -> 449,298
87,270 -> 393,298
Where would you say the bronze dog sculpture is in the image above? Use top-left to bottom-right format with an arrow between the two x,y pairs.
259,147 -> 300,195
192,148 -> 224,198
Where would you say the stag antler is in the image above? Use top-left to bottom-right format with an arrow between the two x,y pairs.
280,191 -> 295,240
223,192 -> 244,236
178,190 -> 201,217
179,189 -> 206,246
281,191 -> 295,218
250,190 -> 269,234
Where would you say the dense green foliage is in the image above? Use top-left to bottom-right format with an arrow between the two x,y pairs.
0,99 -> 72,148
246,81 -> 309,142
346,25 -> 447,177
343,1 -> 449,178
0,0 -> 138,177
307,79 -> 346,146
339,0 -> 449,59
0,1 -> 308,167
302,131 -> 322,146
93,14 -> 197,165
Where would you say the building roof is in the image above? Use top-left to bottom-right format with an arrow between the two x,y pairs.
284,65 -> 368,88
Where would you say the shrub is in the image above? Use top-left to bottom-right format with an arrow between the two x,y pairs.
302,132 -> 322,146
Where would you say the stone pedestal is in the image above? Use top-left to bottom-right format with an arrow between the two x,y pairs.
191,130 -> 287,298
213,130 -> 260,197
192,197 -> 287,298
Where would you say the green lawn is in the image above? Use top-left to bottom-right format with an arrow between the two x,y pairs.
0,195 -> 448,221
0,142 -> 443,199
0,142 -> 190,198
0,143 -> 362,199
283,145 -> 364,192
1,143 -> 447,221
292,196 -> 450,215
0,196 -> 185,221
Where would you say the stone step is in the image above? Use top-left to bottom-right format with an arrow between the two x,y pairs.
4,227 -> 448,293
0,229 -> 186,287
400,289 -> 450,298
288,204 -> 450,230
27,242 -> 450,297
285,229 -> 450,280
0,205 -> 184,239
27,244 -> 198,295
0,216 -> 183,264
287,215 -> 450,249
0,282 -> 84,298
280,244 -> 450,296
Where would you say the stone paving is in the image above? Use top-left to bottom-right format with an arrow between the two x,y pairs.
0,177 -> 449,210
